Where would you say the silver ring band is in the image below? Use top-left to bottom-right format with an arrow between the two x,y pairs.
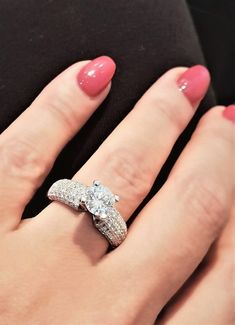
47,179 -> 127,247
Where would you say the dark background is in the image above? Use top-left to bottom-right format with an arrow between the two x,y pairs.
188,0 -> 235,105
0,0 -> 233,216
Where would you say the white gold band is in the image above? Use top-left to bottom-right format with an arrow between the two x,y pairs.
47,179 -> 127,247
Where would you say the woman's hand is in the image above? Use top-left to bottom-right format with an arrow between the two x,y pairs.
0,56 -> 234,324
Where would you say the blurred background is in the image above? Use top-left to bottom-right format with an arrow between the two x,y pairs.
188,0 -> 235,105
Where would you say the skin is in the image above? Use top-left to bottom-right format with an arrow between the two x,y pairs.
0,60 -> 234,324
158,206 -> 235,324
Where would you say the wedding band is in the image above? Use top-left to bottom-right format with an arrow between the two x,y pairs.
47,179 -> 127,247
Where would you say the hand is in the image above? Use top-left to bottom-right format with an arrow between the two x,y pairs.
0,56 -> 234,324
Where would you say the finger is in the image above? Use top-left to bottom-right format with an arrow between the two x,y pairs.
158,206 -> 235,324
39,65 -> 210,257
0,56 -> 115,231
112,106 -> 235,318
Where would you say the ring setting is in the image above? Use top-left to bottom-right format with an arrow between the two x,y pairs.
47,179 -> 127,247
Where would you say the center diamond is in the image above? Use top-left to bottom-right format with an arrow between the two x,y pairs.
88,181 -> 116,206
85,181 -> 117,218
85,199 -> 107,217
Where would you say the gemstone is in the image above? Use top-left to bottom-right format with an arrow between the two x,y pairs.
87,182 -> 116,206
85,199 -> 108,217
85,182 -> 117,217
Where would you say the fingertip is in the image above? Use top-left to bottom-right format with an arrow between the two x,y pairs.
177,65 -> 211,107
77,55 -> 116,97
223,105 -> 235,124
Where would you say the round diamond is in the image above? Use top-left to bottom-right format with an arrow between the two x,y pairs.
87,183 -> 116,206
84,182 -> 117,217
86,199 -> 107,218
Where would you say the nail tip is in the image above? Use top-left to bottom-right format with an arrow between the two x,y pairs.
177,64 -> 210,106
192,65 -> 210,81
95,55 -> 116,67
77,55 -> 116,96
223,105 -> 235,123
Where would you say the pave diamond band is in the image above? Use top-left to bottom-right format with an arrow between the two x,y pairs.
47,179 -> 87,210
47,179 -> 127,247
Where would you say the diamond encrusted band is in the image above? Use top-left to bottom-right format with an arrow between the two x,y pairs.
47,179 -> 127,247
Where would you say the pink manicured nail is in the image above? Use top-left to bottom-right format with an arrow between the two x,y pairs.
223,105 -> 235,123
77,56 -> 116,96
177,65 -> 210,106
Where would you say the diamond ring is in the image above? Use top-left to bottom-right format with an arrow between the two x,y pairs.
47,179 -> 127,247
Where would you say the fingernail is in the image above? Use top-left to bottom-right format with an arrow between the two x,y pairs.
77,56 -> 116,96
177,65 -> 210,106
223,105 -> 235,123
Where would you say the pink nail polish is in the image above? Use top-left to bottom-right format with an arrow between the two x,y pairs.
77,56 -> 116,96
177,65 -> 210,106
223,105 -> 235,123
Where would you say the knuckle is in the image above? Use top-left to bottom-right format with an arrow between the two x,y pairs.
182,178 -> 226,235
0,137 -> 51,183
154,98 -> 186,132
104,147 -> 152,202
39,85 -> 80,132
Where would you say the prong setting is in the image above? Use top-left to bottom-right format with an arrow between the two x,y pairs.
115,195 -> 120,202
